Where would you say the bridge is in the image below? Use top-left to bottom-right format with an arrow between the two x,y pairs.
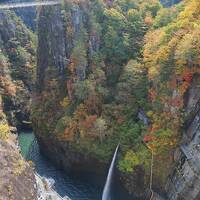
0,0 -> 62,9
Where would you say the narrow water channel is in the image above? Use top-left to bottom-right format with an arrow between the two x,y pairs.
18,131 -> 134,200
18,131 -> 102,200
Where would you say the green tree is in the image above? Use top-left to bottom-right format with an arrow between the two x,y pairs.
94,117 -> 107,143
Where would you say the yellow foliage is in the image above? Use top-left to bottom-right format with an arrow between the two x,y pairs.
60,97 -> 70,109
0,123 -> 10,140
13,159 -> 25,176
144,12 -> 153,26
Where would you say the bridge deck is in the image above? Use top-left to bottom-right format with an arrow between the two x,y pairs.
0,0 -> 61,9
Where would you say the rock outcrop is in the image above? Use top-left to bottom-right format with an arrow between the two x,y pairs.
166,75 -> 200,200
1,0 -> 36,30
33,0 -> 133,196
0,10 -> 36,129
0,9 -> 37,200
33,1 -> 195,199
32,1 -> 150,198
0,139 -> 37,200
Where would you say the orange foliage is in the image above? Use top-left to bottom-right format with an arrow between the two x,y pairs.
84,94 -> 102,115
179,81 -> 190,95
69,61 -> 76,73
74,104 -> 87,120
67,79 -> 73,100
143,134 -> 155,143
117,117 -> 124,124
144,12 -> 153,26
148,88 -> 157,101
80,115 -> 97,129
169,96 -> 181,107
62,127 -> 75,141
183,69 -> 192,82
179,69 -> 193,95
0,76 -> 16,96
169,78 -> 177,89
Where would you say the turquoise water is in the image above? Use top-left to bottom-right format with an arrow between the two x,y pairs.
18,131 -> 102,200
18,131 -> 133,200
18,131 -> 35,158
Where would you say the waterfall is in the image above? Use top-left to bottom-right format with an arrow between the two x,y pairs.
102,144 -> 119,200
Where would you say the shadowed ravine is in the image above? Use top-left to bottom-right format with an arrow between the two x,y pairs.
18,131 -> 102,200
18,131 -> 133,200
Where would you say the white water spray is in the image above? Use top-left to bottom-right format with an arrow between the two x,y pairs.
102,144 -> 119,200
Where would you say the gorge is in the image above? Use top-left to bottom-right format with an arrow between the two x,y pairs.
1,0 -> 200,200
18,131 -> 101,200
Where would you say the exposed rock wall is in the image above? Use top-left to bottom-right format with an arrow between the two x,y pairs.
166,75 -> 200,200
33,1 -> 155,199
0,10 -> 37,200
36,134 -> 107,183
1,0 -> 36,30
33,0 -> 128,195
0,10 -> 36,129
0,139 -> 37,200
36,5 -> 66,93
33,0 -> 152,198
31,1 -> 200,199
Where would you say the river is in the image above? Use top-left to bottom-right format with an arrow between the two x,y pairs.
18,131 -> 133,200
18,131 -> 102,200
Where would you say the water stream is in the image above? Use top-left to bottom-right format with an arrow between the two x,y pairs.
18,131 -> 133,200
18,131 -> 102,200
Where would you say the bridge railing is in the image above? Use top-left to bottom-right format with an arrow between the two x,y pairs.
0,0 -> 61,9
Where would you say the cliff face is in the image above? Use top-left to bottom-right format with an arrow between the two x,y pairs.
1,0 -> 36,30
0,10 -> 36,129
34,0 -> 200,199
34,0 -> 107,183
142,0 -> 200,199
33,0 -> 151,198
0,139 -> 37,200
166,75 -> 200,200
0,10 -> 37,199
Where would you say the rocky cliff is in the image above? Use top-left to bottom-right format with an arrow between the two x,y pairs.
33,0 -> 200,199
0,10 -> 37,200
0,137 -> 37,200
1,0 -> 36,30
165,75 -> 200,200
32,0 -> 152,198
0,10 -> 36,130
33,0 -> 108,184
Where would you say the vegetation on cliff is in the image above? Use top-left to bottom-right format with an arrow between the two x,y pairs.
32,0 -> 200,196
143,0 -> 200,185
0,10 -> 36,129
34,0 -> 160,165
0,10 -> 37,199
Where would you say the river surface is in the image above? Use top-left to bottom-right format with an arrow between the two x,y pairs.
18,131 -> 102,200
18,131 -> 133,200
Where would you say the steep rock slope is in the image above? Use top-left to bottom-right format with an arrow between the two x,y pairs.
33,0 -> 200,199
0,137 -> 37,200
143,0 -> 200,199
1,0 -> 36,29
0,10 -> 36,129
166,75 -> 200,200
0,88 -> 37,200
0,10 -> 37,200
32,0 -> 163,198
